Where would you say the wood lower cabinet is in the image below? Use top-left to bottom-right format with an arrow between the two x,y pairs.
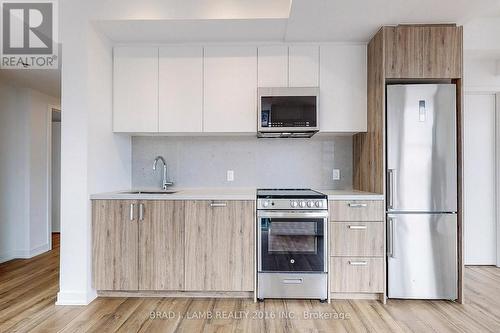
92,200 -> 139,290
92,200 -> 184,291
330,257 -> 384,293
329,199 -> 385,299
330,222 -> 384,257
184,200 -> 254,291
138,201 -> 185,290
329,200 -> 384,222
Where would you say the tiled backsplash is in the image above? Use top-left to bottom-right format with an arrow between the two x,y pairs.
132,136 -> 353,189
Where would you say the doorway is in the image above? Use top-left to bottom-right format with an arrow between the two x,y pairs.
48,107 -> 61,249
464,93 -> 498,265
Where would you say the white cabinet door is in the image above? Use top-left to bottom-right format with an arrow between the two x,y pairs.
159,46 -> 203,132
289,45 -> 319,87
203,46 -> 257,133
113,47 -> 158,132
320,44 -> 367,132
258,45 -> 288,87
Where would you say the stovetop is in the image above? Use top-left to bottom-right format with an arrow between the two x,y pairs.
257,188 -> 327,199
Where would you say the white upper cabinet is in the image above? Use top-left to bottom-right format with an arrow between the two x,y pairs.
203,46 -> 257,133
288,45 -> 319,87
320,44 -> 367,132
159,46 -> 203,133
257,45 -> 288,87
113,47 -> 158,132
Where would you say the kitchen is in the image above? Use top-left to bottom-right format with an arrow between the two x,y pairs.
1,0 -> 500,332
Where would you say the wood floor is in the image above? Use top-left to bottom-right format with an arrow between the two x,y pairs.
1,234 -> 500,333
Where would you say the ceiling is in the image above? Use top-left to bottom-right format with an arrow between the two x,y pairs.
3,0 -> 500,99
96,0 -> 500,43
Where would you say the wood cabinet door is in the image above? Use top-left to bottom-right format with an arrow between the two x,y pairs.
113,47 -> 158,132
185,200 -> 254,291
203,46 -> 257,133
159,46 -> 203,132
423,26 -> 462,78
92,200 -> 138,290
138,201 -> 185,290
385,26 -> 424,78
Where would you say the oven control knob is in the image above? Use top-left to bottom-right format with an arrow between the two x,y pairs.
262,200 -> 270,208
315,201 -> 323,208
290,201 -> 298,208
307,201 -> 314,208
299,201 -> 306,208
290,259 -> 295,264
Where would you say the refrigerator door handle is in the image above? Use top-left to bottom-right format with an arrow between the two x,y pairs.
387,169 -> 396,210
387,216 -> 395,258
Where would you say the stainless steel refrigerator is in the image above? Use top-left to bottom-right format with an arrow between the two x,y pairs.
387,84 -> 458,300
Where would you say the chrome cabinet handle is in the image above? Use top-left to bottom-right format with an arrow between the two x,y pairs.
283,278 -> 303,284
387,169 -> 396,209
139,203 -> 144,221
348,203 -> 368,208
348,261 -> 368,266
129,203 -> 135,221
210,201 -> 227,208
348,225 -> 367,230
387,217 -> 395,258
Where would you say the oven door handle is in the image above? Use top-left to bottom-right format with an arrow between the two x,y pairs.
257,210 -> 329,219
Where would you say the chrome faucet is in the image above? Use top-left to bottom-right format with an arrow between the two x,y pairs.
153,156 -> 173,190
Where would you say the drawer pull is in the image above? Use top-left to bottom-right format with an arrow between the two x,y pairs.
129,203 -> 135,221
283,278 -> 303,284
139,203 -> 145,221
348,225 -> 367,230
348,261 -> 368,266
210,201 -> 227,208
348,203 -> 368,208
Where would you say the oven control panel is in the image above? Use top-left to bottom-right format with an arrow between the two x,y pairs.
257,198 -> 328,210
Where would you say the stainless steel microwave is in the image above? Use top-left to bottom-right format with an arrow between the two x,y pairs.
257,87 -> 320,138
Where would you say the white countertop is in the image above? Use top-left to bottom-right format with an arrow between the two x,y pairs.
91,188 -> 383,201
90,187 -> 257,201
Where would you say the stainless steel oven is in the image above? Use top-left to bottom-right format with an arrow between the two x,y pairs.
257,87 -> 319,138
256,189 -> 328,301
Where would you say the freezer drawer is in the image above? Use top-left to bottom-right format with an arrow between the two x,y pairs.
387,213 -> 457,299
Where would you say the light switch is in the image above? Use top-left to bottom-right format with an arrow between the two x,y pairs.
332,169 -> 341,180
227,170 -> 234,182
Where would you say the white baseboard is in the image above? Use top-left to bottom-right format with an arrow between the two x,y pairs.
56,290 -> 97,306
0,243 -> 51,263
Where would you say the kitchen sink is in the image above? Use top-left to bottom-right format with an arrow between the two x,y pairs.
124,190 -> 177,195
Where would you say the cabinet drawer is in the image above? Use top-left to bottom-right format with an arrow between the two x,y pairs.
329,200 -> 384,222
330,257 -> 384,293
330,222 -> 384,256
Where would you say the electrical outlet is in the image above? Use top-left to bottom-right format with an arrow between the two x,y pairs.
227,170 -> 234,182
332,169 -> 341,180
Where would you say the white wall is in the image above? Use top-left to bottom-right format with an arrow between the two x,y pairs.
57,0 -> 132,305
464,57 -> 500,92
0,79 -> 59,263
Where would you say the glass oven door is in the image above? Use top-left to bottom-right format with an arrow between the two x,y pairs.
258,211 -> 327,273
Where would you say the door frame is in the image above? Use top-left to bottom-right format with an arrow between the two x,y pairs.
496,93 -> 500,268
47,104 -> 61,250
